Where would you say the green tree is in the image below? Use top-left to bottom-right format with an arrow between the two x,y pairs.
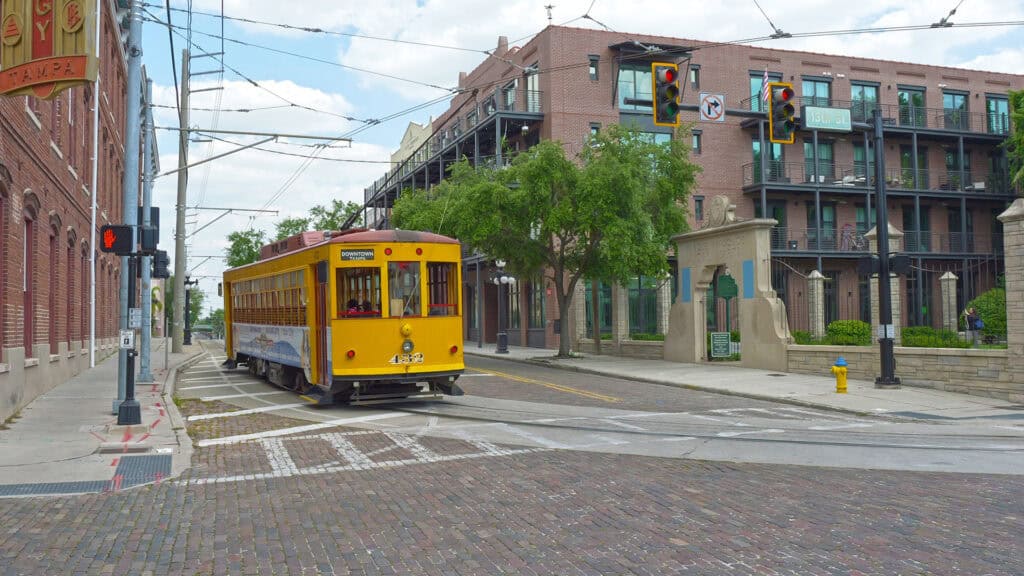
310,199 -> 363,231
204,308 -> 225,339
224,229 -> 266,267
274,216 -> 311,240
163,275 -> 204,329
393,124 -> 699,356
1007,89 -> 1024,195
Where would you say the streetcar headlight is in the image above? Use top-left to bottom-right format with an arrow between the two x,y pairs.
402,339 -> 414,353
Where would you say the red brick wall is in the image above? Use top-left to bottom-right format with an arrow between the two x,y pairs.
0,1 -> 128,359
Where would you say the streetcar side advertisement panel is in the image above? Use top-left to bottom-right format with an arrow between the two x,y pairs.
233,323 -> 312,381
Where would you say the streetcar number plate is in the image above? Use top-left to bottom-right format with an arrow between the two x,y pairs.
389,353 -> 424,364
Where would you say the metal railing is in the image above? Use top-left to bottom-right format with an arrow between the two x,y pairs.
743,162 -> 1009,195
767,225 -> 872,253
903,231 -> 1003,254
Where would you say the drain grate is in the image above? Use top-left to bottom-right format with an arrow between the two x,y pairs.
113,454 -> 171,488
0,481 -> 110,497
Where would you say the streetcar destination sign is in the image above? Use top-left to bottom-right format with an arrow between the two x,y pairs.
341,249 -> 374,261
800,105 -> 852,132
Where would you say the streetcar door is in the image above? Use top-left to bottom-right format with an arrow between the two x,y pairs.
315,261 -> 331,386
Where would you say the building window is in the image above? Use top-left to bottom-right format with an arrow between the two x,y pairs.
589,123 -> 601,136
803,140 -> 834,182
618,64 -> 653,112
640,132 -> 671,146
752,139 -> 784,182
503,79 -> 518,111
943,91 -> 969,130
528,279 -> 545,329
588,55 -> 599,81
525,63 -> 540,112
898,86 -> 926,127
802,78 -> 831,107
508,279 -> 521,330
467,110 -> 478,127
694,196 -> 704,222
749,71 -> 781,112
987,95 -> 1009,134
23,215 -> 35,351
691,130 -> 702,154
689,65 -> 700,89
852,141 -> 874,181
49,229 -> 58,353
850,82 -> 878,122
67,239 -> 75,343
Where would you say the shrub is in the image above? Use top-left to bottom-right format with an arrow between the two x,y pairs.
825,320 -> 872,346
792,330 -> 815,345
901,326 -> 971,348
630,332 -> 665,341
967,288 -> 1006,340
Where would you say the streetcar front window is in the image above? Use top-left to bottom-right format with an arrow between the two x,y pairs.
426,262 -> 459,316
388,262 -> 421,317
337,266 -> 381,318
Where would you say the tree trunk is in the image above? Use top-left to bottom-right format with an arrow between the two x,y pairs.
591,280 -> 602,355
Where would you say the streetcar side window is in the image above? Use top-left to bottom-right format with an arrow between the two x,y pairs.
426,262 -> 458,316
337,266 -> 381,318
388,262 -> 421,317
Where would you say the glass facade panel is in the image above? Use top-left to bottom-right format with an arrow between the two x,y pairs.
618,65 -> 652,112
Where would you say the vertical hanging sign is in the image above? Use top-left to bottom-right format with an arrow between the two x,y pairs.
0,0 -> 98,99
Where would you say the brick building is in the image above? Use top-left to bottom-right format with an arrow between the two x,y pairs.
361,25 -> 1023,351
0,0 -> 129,420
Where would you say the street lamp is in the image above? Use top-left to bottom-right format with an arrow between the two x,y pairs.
183,275 -> 200,345
492,260 -> 515,354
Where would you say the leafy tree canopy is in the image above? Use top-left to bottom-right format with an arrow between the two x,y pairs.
393,124 -> 699,355
1007,89 -> 1024,195
274,216 -> 311,241
224,229 -> 266,268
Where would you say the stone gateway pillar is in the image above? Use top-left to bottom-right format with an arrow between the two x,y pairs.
664,196 -> 791,371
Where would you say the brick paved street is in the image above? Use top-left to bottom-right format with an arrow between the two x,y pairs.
2,415 -> 1021,575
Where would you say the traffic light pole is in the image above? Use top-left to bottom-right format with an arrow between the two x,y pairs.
115,0 -> 144,414
138,77 -> 155,384
117,256 -> 141,425
872,109 -> 901,388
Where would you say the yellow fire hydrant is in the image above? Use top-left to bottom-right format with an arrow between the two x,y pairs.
831,356 -> 848,394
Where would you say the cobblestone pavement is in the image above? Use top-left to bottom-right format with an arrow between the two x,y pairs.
2,414 -> 1021,575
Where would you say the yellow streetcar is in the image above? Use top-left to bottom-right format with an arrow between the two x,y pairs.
221,229 -> 465,404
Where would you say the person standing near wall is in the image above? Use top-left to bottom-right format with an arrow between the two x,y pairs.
963,306 -> 981,347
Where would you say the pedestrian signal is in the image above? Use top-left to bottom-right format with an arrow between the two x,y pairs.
99,225 -> 134,255
768,82 -> 796,144
651,62 -> 680,127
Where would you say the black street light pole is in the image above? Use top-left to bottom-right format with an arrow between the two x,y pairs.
494,260 -> 513,354
183,276 -> 199,345
872,109 -> 901,388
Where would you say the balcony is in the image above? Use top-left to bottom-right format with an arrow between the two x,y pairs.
766,226 -> 1001,256
744,162 -> 1011,195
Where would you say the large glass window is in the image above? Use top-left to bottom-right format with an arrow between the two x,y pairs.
583,280 -> 612,338
986,96 -> 1009,135
618,65 -> 652,112
943,92 -> 969,130
628,276 -> 658,336
802,79 -> 830,107
426,262 -> 458,316
749,72 -> 780,112
852,142 -> 874,181
850,83 -> 878,122
528,278 -> 545,329
502,79 -> 518,111
507,280 -> 521,329
752,139 -> 784,182
388,262 -> 420,317
803,141 -> 834,182
526,64 -> 540,113
903,205 -> 931,253
944,149 -> 972,190
898,87 -> 926,127
900,145 -> 928,188
807,203 -> 837,250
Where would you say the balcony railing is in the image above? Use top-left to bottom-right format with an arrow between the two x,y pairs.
767,226 -> 1001,256
743,162 -> 1010,194
743,96 -> 1011,136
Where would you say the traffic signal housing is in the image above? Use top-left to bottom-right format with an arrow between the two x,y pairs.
768,82 -> 796,144
99,224 -> 135,255
152,250 -> 171,279
651,62 -> 680,127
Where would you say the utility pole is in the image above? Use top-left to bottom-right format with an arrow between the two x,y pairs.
138,76 -> 155,383
172,49 -> 190,353
116,0 -> 144,424
872,109 -> 900,388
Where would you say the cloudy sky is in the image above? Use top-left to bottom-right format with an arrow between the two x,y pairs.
136,0 -> 1024,313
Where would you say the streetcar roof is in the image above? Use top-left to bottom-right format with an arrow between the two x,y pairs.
329,229 -> 459,245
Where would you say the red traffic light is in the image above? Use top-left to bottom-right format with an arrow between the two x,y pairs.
99,224 -> 135,255
778,87 -> 794,102
656,67 -> 677,83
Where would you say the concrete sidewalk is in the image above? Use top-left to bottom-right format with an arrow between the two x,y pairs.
0,338 -> 204,497
463,341 -> 1024,421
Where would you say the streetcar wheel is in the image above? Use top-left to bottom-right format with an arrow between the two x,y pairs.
292,371 -> 311,394
247,359 -> 257,377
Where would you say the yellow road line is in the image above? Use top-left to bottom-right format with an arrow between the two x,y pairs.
470,368 -> 622,403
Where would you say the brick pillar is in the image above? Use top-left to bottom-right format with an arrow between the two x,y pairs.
998,199 -> 1024,359
807,270 -> 826,339
572,281 -> 587,349
656,277 -> 672,335
611,283 -> 629,349
865,222 -> 904,345
940,271 -> 958,332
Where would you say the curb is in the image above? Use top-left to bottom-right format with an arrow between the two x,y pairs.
161,347 -> 208,479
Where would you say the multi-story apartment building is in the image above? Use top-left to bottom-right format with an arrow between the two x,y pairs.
361,25 -> 1023,351
0,0 -> 129,420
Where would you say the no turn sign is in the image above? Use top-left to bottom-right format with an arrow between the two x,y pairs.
699,93 -> 725,122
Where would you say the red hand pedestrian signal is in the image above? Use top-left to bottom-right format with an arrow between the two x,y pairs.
99,224 -> 134,254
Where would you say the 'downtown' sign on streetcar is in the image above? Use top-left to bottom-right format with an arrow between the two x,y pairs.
1,0 -> 98,99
